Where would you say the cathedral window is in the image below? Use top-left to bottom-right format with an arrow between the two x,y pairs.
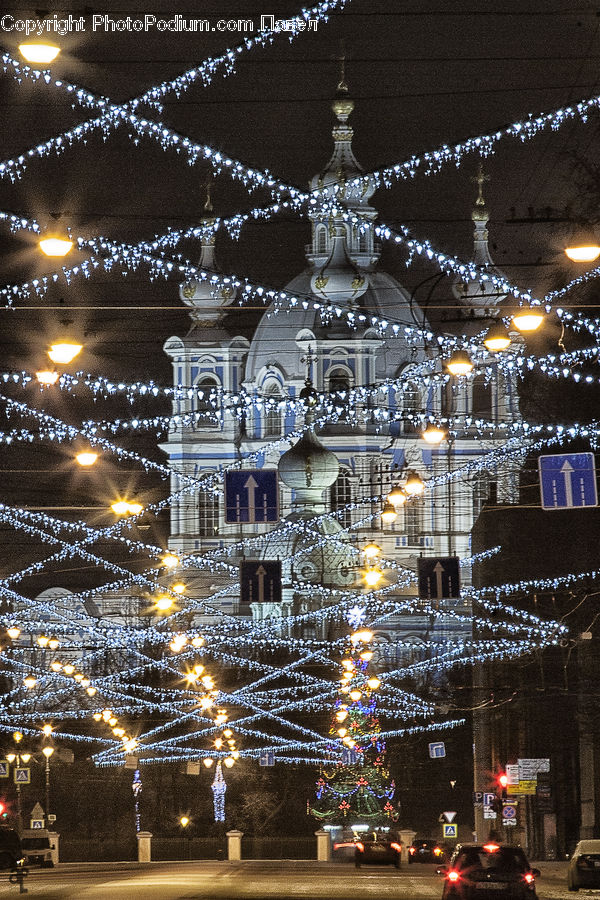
357,227 -> 369,253
262,380 -> 283,437
472,374 -> 493,420
327,366 -> 353,421
316,226 -> 327,255
198,490 -> 219,536
195,376 -> 220,427
402,380 -> 422,433
330,468 -> 353,529
405,497 -> 423,544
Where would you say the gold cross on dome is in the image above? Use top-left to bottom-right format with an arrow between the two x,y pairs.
472,163 -> 490,206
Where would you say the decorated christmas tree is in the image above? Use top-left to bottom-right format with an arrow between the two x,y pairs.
311,621 -> 398,827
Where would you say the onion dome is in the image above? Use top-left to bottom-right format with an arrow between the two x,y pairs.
179,184 -> 237,324
310,221 -> 369,305
278,428 -> 340,515
309,82 -> 376,209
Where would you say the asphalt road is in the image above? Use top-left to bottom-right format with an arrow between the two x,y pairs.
0,860 -> 580,899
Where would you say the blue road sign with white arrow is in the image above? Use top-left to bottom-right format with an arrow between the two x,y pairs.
240,560 -> 282,605
225,469 -> 279,524
418,557 -> 461,601
538,452 -> 598,510
259,752 -> 275,766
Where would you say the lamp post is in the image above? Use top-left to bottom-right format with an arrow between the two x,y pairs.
42,747 -> 54,822
6,750 -> 31,832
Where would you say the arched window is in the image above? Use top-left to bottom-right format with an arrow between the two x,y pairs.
405,498 -> 423,544
316,226 -> 327,254
330,469 -> 353,529
440,379 -> 454,418
472,374 -> 493,419
263,380 -> 283,437
327,367 -> 352,421
198,490 -> 219,537
403,381 -> 422,433
195,376 -> 219,427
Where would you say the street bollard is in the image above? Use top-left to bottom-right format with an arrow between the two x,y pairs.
136,831 -> 153,862
399,829 -> 417,866
226,830 -> 243,861
315,829 -> 331,862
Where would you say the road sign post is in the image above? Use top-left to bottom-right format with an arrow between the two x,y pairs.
418,557 -> 461,601
538,452 -> 598,510
428,741 -> 446,759
240,560 -> 282,605
225,470 -> 279,524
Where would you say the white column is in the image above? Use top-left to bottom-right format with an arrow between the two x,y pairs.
315,829 -> 331,862
226,829 -> 244,860
136,831 -> 152,862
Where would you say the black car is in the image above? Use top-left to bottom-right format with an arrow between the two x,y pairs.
409,838 -> 446,863
0,827 -> 24,870
354,833 -> 402,868
438,842 -> 540,899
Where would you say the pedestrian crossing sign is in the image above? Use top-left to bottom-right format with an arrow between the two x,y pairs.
443,823 -> 458,839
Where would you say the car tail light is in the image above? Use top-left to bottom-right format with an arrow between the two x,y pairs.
434,847 -> 442,856
524,873 -> 535,884
390,842 -> 401,851
483,843 -> 500,853
409,847 -> 416,855
447,870 -> 460,883
355,842 -> 364,852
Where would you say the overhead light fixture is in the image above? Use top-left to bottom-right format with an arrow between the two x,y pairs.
511,307 -> 544,333
39,236 -> 73,257
388,484 -> 407,505
76,451 -> 98,467
565,222 -> 600,263
19,43 -> 60,64
363,568 -> 383,588
447,350 -> 474,376
161,552 -> 180,569
155,596 -> 174,612
361,542 -> 381,559
422,424 -> 447,444
404,470 -> 425,496
36,370 -> 59,385
48,342 -> 82,364
111,500 -> 143,516
380,500 -> 397,524
483,320 -> 511,352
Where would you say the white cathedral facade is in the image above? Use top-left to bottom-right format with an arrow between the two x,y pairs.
155,83 -> 522,658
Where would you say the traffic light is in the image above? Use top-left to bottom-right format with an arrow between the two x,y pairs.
497,773 -> 509,800
0,800 -> 7,818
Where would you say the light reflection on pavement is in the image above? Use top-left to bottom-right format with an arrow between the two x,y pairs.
0,859 -> 576,899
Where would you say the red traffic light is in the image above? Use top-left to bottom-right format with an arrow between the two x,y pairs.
498,773 -> 509,789
0,801 -> 6,816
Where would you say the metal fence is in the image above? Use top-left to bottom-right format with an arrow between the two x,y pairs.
243,837 -> 316,859
151,838 -> 224,860
60,838 -> 137,862
59,834 -> 317,861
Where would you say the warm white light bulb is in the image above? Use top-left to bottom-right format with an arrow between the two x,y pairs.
19,43 -> 60,64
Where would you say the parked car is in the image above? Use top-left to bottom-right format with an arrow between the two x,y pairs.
438,842 -> 540,899
567,839 -> 600,891
354,832 -> 402,868
409,838 -> 446,863
0,827 -> 25,870
20,829 -> 55,868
